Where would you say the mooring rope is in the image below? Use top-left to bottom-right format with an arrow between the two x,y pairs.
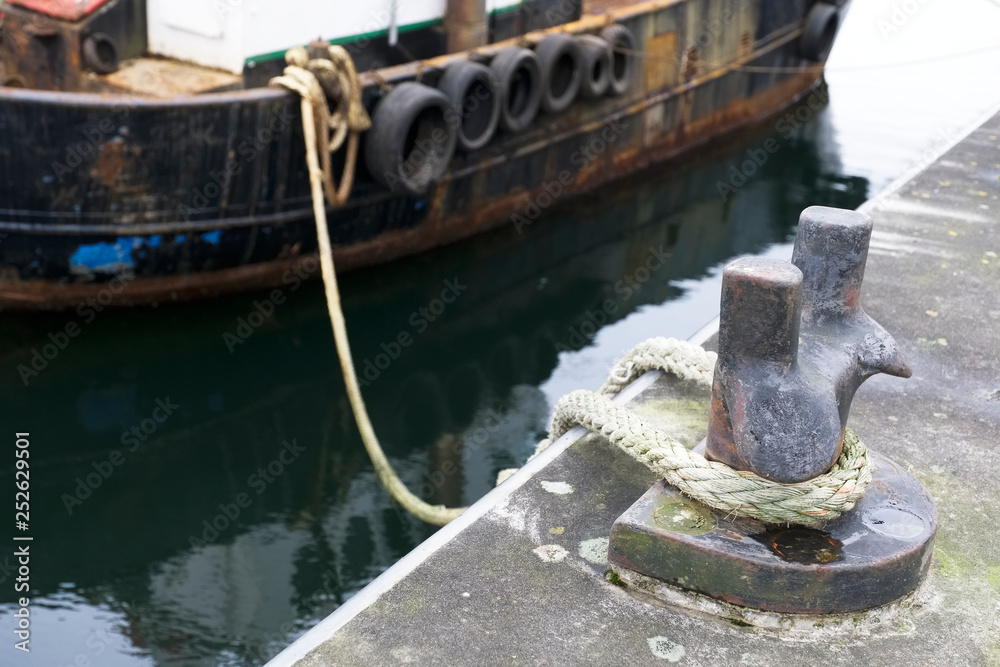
273,48 -> 465,526
597,337 -> 717,395
276,47 -> 872,529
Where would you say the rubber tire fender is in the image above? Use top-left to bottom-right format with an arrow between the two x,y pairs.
490,46 -> 543,133
576,35 -> 612,100
535,33 -> 583,114
599,23 -> 636,96
438,60 -> 501,152
82,33 -> 120,74
365,82 -> 458,196
800,3 -> 840,62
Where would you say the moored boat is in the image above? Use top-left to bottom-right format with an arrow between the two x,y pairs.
0,0 -> 848,308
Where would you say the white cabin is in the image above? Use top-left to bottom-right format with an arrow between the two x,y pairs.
147,0 -> 523,73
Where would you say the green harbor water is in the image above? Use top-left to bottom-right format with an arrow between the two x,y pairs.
2,2 -> 1000,665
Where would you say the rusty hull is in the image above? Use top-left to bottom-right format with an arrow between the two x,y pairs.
0,0 -> 831,308
0,69 -> 822,309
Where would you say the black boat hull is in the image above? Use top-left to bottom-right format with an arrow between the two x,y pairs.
0,0 -> 833,308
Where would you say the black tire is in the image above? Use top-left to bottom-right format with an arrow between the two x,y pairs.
800,3 -> 840,61
535,33 -> 582,114
576,35 -> 612,100
82,33 -> 120,74
438,60 -> 501,152
490,46 -> 543,133
365,82 -> 458,196
599,24 -> 636,96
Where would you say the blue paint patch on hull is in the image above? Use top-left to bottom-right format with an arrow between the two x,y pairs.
70,235 -> 162,275
201,230 -> 222,245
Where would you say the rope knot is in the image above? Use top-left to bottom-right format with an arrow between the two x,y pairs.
268,44 -> 370,207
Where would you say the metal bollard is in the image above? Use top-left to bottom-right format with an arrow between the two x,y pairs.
706,206 -> 912,483
608,205 -> 935,615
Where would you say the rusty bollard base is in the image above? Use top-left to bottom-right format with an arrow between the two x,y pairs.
608,206 -> 935,615
607,443 -> 937,615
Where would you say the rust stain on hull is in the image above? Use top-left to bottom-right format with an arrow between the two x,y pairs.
0,70 -> 822,309
92,139 -> 137,186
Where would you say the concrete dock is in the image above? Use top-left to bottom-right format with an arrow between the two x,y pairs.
269,109 -> 1000,666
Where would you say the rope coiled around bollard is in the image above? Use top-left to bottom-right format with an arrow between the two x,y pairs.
543,338 -> 874,528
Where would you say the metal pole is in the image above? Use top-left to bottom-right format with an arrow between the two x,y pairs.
445,0 -> 489,52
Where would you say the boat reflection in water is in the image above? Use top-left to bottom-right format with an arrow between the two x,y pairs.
0,88 -> 867,666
